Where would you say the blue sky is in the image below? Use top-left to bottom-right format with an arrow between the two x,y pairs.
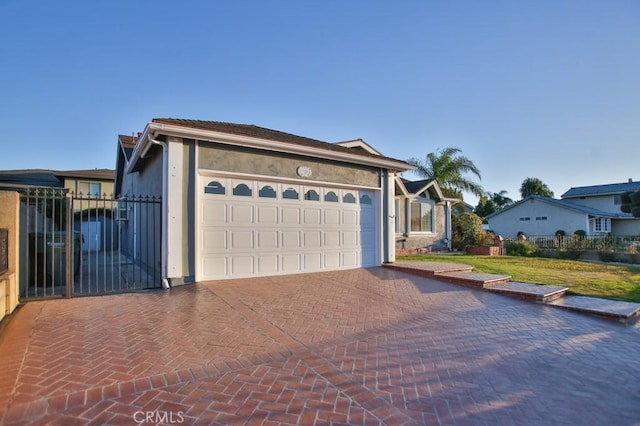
1,0 -> 639,205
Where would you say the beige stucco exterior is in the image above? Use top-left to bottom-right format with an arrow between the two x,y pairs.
198,142 -> 380,188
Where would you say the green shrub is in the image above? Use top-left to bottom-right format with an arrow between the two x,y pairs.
574,230 -> 586,237
555,230 -> 566,236
505,240 -> 537,257
558,249 -> 584,260
452,213 -> 486,251
598,250 -> 617,263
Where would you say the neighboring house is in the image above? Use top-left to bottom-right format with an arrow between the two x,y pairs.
486,179 -> 640,238
561,179 -> 640,236
0,168 -> 115,200
115,118 -> 413,283
0,168 -> 116,251
395,178 -> 458,251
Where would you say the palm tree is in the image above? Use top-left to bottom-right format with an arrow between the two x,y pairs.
408,147 -> 483,199
519,177 -> 554,198
474,190 -> 513,218
491,190 -> 513,208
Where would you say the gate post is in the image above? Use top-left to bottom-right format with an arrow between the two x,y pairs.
65,195 -> 73,298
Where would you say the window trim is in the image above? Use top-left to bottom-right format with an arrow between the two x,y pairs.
409,198 -> 436,234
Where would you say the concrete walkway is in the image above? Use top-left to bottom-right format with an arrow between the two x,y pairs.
1,267 -> 639,425
387,260 -> 640,323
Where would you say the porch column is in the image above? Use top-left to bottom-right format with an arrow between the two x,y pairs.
445,201 -> 452,250
166,137 -> 185,279
383,170 -> 396,263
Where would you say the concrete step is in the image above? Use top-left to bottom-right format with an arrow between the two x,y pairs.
546,295 -> 640,324
487,281 -> 568,303
435,271 -> 512,289
384,261 -> 473,278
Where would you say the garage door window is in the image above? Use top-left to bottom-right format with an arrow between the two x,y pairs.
343,193 -> 356,203
360,194 -> 373,205
259,185 -> 277,198
325,191 -> 339,202
305,190 -> 320,201
205,181 -> 225,195
233,183 -> 252,196
283,188 -> 299,200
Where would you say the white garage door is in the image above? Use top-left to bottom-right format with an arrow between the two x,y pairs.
198,176 -> 378,280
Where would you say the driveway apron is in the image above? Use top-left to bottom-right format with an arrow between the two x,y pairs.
0,267 -> 639,425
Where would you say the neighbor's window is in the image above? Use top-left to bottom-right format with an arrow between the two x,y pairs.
594,218 -> 609,232
614,194 -> 622,205
410,200 -> 434,233
79,181 -> 101,197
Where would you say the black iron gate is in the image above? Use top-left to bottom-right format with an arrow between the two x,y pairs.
19,188 -> 162,299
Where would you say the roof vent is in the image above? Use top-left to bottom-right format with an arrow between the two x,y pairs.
629,178 -> 633,183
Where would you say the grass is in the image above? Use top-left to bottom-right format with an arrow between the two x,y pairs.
397,254 -> 640,303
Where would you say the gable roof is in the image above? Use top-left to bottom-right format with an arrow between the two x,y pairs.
562,180 -> 640,198
333,139 -> 382,156
395,177 -> 459,203
486,195 -> 629,220
151,118 -> 397,162
126,118 -> 411,173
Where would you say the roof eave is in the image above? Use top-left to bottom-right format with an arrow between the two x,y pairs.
142,122 -> 411,172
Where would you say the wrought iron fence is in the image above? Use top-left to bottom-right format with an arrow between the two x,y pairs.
19,188 -> 162,299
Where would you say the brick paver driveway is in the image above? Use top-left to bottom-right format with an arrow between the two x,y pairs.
1,267 -> 639,425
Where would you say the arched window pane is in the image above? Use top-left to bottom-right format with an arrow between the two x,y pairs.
343,193 -> 356,204
360,194 -> 372,205
283,188 -> 299,200
204,181 -> 225,195
232,183 -> 252,196
305,190 -> 320,201
259,185 -> 277,198
324,191 -> 339,202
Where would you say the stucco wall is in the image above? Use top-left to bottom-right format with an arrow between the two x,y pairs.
487,199 -> 588,238
395,199 -> 447,249
119,150 -> 163,273
198,142 -> 380,188
567,195 -> 619,213
612,218 -> 640,236
0,191 -> 20,317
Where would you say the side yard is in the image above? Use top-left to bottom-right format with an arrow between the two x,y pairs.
398,254 -> 640,303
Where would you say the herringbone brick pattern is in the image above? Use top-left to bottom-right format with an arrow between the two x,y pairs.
1,268 -> 639,425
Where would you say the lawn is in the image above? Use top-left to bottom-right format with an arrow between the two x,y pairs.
397,254 -> 640,303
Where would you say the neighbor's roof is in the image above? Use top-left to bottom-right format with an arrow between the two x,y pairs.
562,180 -> 640,198
150,118 -> 409,167
53,169 -> 115,181
0,169 -> 115,189
486,195 -> 629,220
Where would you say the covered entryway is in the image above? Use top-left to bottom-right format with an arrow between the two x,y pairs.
197,175 -> 379,280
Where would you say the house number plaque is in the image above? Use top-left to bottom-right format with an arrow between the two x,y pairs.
296,166 -> 312,178
0,229 -> 8,275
